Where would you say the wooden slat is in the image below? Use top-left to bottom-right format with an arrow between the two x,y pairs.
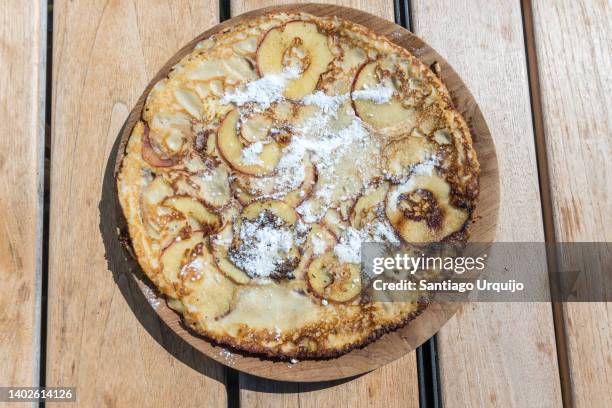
0,0 -> 45,399
46,2 -> 227,406
230,1 -> 419,407
231,0 -> 393,18
529,0 -> 612,406
410,1 -> 564,406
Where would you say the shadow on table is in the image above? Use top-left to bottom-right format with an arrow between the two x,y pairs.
99,121 -> 361,393
236,371 -> 358,393
99,122 -> 226,383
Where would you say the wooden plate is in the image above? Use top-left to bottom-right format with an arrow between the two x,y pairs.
113,3 -> 499,382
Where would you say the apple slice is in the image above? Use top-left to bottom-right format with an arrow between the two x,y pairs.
169,165 -> 231,209
293,223 -> 336,279
141,176 -> 175,237
383,134 -> 436,181
179,241 -> 236,321
257,21 -> 334,99
174,88 -> 204,119
217,109 -> 281,175
233,158 -> 316,207
140,176 -> 194,246
212,200 -> 302,282
147,111 -> 193,158
240,112 -> 273,144
350,183 -> 389,229
307,252 -> 362,303
386,173 -> 469,243
211,221 -> 251,285
163,196 -> 222,234
160,232 -> 205,296
352,60 -> 416,129
141,123 -> 175,167
161,232 -> 235,320
240,199 -> 298,224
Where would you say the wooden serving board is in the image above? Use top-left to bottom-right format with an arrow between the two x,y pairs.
111,3 -> 499,382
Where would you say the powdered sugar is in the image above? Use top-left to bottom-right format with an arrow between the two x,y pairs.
411,155 -> 439,176
219,68 -> 395,275
241,141 -> 264,165
352,84 -> 395,104
221,66 -> 300,110
272,143 -> 307,192
296,200 -> 326,223
180,257 -> 204,281
142,285 -> 161,310
333,227 -> 363,264
311,233 -> 328,255
333,220 -> 400,264
229,212 -> 295,278
292,117 -> 368,160
302,91 -> 348,115
219,348 -> 236,365
370,220 -> 400,244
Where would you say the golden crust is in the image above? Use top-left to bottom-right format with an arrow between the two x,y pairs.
117,12 -> 479,359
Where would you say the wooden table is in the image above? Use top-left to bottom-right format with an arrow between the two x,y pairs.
0,0 -> 609,406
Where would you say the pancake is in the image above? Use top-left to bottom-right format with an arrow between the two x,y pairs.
117,12 -> 479,358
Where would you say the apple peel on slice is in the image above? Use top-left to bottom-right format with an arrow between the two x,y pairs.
257,21 -> 334,99
141,123 -> 175,167
217,109 -> 281,176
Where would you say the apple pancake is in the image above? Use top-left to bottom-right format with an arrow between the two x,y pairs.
117,12 -> 479,358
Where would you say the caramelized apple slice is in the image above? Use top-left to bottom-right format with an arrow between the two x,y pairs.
382,134 -> 436,181
352,60 -> 415,129
257,21 -> 334,99
162,233 -> 235,320
350,183 -> 389,229
160,232 -> 205,296
217,109 -> 281,175
293,224 -> 336,279
386,173 -> 469,243
169,165 -> 231,209
233,158 -> 316,206
307,252 -> 362,303
163,196 -> 222,234
179,241 -> 236,321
